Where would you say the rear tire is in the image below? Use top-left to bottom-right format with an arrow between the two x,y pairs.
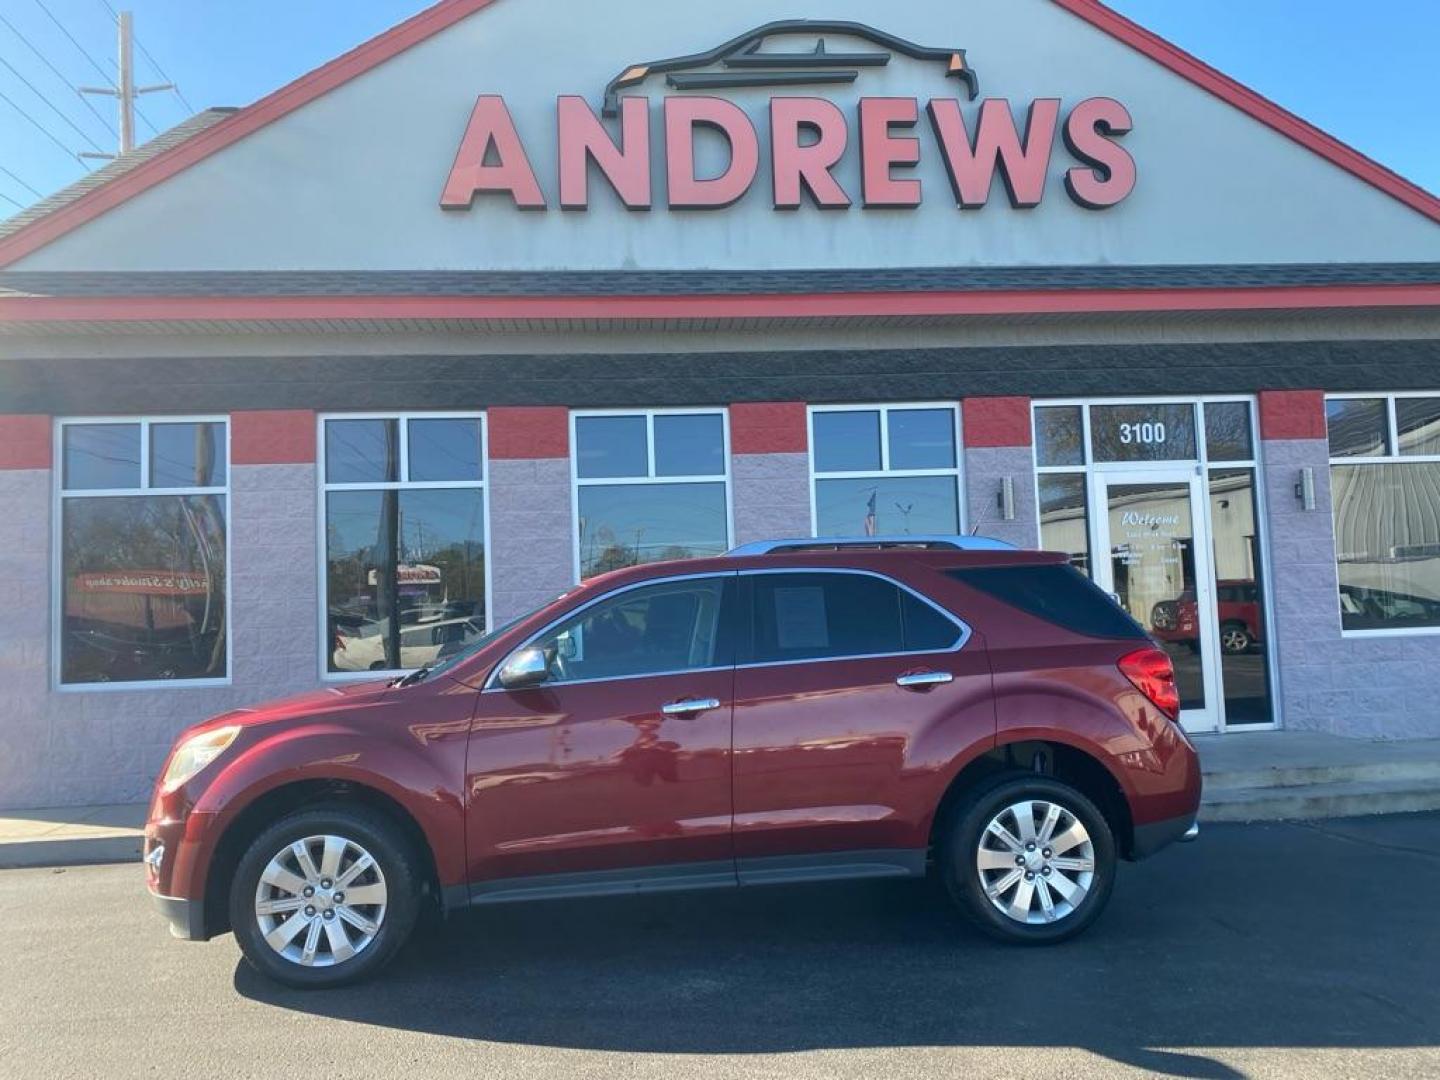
229,804 -> 421,988
941,774 -> 1116,945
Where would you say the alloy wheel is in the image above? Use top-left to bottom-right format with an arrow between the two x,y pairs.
975,799 -> 1095,925
253,834 -> 388,967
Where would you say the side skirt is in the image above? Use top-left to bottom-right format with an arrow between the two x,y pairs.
457,849 -> 928,908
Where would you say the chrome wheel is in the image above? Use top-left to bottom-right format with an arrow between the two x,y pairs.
976,799 -> 1095,925
1221,625 -> 1251,653
253,834 -> 388,967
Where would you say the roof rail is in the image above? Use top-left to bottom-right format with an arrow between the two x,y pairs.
726,535 -> 1017,556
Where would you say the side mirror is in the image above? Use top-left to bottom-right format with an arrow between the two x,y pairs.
497,646 -> 549,690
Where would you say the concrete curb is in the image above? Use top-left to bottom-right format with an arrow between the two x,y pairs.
0,835 -> 143,870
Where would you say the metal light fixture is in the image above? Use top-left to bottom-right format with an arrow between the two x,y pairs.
997,475 -> 1016,522
1294,467 -> 1316,511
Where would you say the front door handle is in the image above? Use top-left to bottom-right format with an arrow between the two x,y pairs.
661,697 -> 721,716
896,671 -> 954,689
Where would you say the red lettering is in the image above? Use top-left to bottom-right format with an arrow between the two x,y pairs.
927,98 -> 1059,209
858,97 -> 921,209
1064,97 -> 1136,209
770,98 -> 851,210
665,97 -> 759,209
557,95 -> 651,210
440,95 -> 546,210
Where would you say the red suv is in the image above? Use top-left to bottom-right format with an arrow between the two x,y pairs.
145,537 -> 1200,987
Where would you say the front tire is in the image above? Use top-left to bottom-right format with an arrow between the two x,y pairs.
229,804 -> 421,988
941,775 -> 1116,945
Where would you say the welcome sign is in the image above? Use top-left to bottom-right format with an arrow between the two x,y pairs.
440,20 -> 1136,214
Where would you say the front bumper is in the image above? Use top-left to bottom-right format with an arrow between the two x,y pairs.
1131,812 -> 1200,859
151,891 -> 208,941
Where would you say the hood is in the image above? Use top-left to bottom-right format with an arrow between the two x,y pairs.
188,680 -> 393,737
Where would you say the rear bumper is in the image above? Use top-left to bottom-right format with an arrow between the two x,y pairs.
1131,812 -> 1199,859
151,891 -> 208,941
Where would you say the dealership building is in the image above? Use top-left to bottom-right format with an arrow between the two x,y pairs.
1,0 -> 1439,808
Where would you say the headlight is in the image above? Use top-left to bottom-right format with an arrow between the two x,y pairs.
160,726 -> 241,793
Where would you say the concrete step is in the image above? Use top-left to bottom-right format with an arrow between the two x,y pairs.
1200,778 -> 1440,823
1202,759 -> 1440,793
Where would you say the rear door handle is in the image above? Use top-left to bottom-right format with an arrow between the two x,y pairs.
661,697 -> 722,716
896,671 -> 954,689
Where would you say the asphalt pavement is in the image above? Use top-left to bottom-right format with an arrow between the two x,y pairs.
2,814 -> 1439,1080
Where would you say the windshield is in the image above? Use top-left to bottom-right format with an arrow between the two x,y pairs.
412,593 -> 569,682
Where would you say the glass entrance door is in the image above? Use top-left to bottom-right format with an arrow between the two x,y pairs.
1091,469 -> 1222,734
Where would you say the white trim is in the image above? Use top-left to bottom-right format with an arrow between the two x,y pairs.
52,415 -> 233,692
806,403 -> 965,538
570,407 -> 733,583
1028,396 -> 1280,733
317,411 -> 492,682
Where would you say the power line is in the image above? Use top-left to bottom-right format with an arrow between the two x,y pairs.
0,84 -> 86,166
0,10 -> 117,137
0,53 -> 105,151
97,0 -> 193,114
32,0 -> 110,83
0,162 -> 45,200
0,189 -> 25,211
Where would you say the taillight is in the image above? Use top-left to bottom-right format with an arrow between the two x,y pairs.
1118,647 -> 1180,721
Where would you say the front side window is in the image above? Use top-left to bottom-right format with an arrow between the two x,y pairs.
810,405 -> 962,537
529,576 -> 730,684
58,418 -> 228,685
1329,395 -> 1440,632
323,415 -> 487,675
573,411 -> 730,580
748,571 -> 963,664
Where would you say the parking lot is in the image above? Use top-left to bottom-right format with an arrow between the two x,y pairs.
2,814 -> 1438,1080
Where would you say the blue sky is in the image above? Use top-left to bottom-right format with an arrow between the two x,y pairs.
1,0 -> 1436,220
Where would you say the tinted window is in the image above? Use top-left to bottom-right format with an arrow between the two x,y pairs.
813,411 -> 881,472
1397,398 -> 1440,457
64,423 -> 141,490
533,577 -> 730,683
1090,403 -> 1197,462
1203,402 -> 1254,462
407,418 -> 483,482
653,414 -> 725,476
1034,406 -> 1084,467
150,422 -> 225,487
888,408 -> 955,469
1326,398 -> 1388,458
325,419 -> 399,484
948,564 -> 1147,640
575,415 -> 648,478
749,572 -> 959,662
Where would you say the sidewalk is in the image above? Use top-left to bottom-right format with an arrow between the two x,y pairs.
0,803 -> 145,869
2,732 -> 1438,868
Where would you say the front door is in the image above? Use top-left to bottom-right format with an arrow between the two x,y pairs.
1091,469 -> 1223,734
465,574 -> 737,888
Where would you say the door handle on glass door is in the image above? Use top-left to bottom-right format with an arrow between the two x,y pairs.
896,671 -> 953,688
661,698 -> 721,716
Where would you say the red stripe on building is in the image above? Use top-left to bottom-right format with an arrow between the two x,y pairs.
2,284 -> 1438,324
488,406 -> 569,459
231,410 -> 317,464
1258,390 -> 1327,441
730,402 -> 808,454
962,397 -> 1033,448
0,414 -> 51,470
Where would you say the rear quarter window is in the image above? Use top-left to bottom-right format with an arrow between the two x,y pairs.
946,564 -> 1148,640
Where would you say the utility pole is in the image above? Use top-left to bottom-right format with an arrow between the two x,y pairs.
79,11 -> 172,159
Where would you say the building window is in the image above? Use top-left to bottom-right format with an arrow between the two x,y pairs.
572,410 -> 731,580
321,414 -> 488,675
809,405 -> 962,537
1328,394 -> 1440,633
57,418 -> 229,686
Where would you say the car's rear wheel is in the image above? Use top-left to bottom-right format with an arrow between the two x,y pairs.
1220,622 -> 1252,654
942,775 -> 1116,944
229,805 -> 420,988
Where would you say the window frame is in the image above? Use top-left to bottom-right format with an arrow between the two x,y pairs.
807,402 -> 966,537
569,408 -> 734,583
317,411 -> 492,682
1326,391 -> 1440,639
52,415 -> 233,692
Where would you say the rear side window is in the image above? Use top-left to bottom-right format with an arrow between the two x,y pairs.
947,564 -> 1147,640
749,572 -> 963,663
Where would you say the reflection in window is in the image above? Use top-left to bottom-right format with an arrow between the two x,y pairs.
1038,474 -> 1090,573
1397,397 -> 1440,457
811,406 -> 961,537
1208,469 -> 1272,724
574,411 -> 729,579
59,419 -> 228,685
1203,402 -> 1254,463
532,577 -> 729,683
1035,406 -> 1084,467
1326,398 -> 1388,458
1089,403 -> 1197,463
323,415 -> 486,674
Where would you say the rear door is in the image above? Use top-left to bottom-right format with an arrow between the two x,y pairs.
730,568 -> 994,881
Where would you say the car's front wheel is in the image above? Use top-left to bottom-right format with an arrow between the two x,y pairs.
229,805 -> 421,988
942,775 -> 1116,944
